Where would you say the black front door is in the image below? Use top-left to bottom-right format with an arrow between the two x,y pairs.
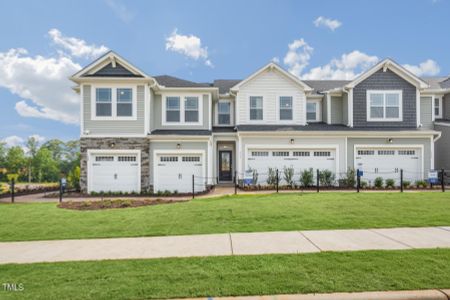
219,151 -> 232,181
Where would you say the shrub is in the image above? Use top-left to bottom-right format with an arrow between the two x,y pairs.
6,173 -> 19,182
385,178 -> 395,188
119,199 -> 132,208
283,166 -> 295,187
360,180 -> 368,188
248,168 -> 258,185
343,168 -> 356,188
402,180 -> 411,188
319,169 -> 335,187
374,177 -> 384,189
299,168 -> 314,187
415,180 -> 428,188
67,166 -> 80,191
267,168 -> 278,186
99,200 -> 112,208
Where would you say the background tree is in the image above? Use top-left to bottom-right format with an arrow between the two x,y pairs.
25,136 -> 40,182
32,147 -> 59,182
5,146 -> 26,180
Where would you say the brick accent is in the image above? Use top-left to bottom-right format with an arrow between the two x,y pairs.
80,137 -> 149,193
353,69 -> 417,128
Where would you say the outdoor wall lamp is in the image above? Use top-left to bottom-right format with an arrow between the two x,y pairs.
387,138 -> 393,143
290,139 -> 295,144
176,143 -> 181,149
109,142 -> 116,148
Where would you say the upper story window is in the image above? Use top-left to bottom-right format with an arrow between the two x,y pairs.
367,90 -> 403,122
93,86 -> 136,120
185,97 -> 199,122
117,88 -> 132,117
279,96 -> 293,121
434,97 -> 443,119
218,101 -> 231,125
166,97 -> 180,122
96,88 -> 112,117
163,94 -> 203,125
250,96 -> 263,120
306,102 -> 318,122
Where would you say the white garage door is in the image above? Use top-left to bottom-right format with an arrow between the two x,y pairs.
246,148 -> 336,184
155,153 -> 204,193
355,147 -> 422,184
90,153 -> 140,193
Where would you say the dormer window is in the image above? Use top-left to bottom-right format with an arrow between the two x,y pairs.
367,90 -> 403,122
434,97 -> 443,119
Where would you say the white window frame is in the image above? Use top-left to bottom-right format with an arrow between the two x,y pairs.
249,96 -> 264,122
434,96 -> 443,119
306,99 -> 321,123
216,99 -> 233,126
162,93 -> 203,126
91,84 -> 137,121
277,95 -> 294,122
366,90 -> 403,122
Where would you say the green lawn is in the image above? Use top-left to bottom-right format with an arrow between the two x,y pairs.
1,249 -> 450,299
0,192 -> 449,242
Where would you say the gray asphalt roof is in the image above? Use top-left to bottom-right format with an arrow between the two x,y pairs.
153,75 -> 212,88
302,80 -> 351,94
236,124 -> 424,132
213,79 -> 242,94
150,129 -> 212,136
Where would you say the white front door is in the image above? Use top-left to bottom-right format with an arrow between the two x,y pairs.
89,153 -> 140,193
246,148 -> 336,184
155,153 -> 204,193
355,147 -> 422,184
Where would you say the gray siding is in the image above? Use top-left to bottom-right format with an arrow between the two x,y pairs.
322,97 -> 328,123
347,137 -> 432,176
353,69 -> 417,128
342,93 -> 348,125
435,124 -> 450,169
330,96 -> 343,124
420,97 -> 433,129
444,94 -> 450,120
83,85 -> 146,135
152,94 -> 210,130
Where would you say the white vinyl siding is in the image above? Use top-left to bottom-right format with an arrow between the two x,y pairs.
236,68 -> 307,125
367,90 -> 403,122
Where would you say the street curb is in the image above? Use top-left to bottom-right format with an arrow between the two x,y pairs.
173,289 -> 450,300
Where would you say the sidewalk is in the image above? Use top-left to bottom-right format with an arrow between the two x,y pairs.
1,226 -> 450,264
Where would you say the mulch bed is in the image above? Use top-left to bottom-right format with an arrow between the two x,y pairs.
58,198 -> 188,211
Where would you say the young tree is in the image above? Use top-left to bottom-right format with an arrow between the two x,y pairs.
33,147 -> 59,182
5,146 -> 26,180
26,136 -> 40,182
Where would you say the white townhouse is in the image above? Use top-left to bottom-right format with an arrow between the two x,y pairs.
70,51 -> 450,193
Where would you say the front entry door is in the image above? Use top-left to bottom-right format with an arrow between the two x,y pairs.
219,151 -> 232,181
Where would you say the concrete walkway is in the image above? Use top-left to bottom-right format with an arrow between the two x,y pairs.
1,226 -> 450,264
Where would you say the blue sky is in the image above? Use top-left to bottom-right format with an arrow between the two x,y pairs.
0,0 -> 449,146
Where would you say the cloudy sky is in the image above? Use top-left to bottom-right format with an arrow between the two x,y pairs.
0,0 -> 449,146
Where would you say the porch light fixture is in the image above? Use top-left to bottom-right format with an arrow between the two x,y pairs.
387,138 -> 393,144
290,139 -> 295,144
109,142 -> 116,148
176,143 -> 181,149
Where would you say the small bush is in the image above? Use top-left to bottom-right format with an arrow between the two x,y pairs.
385,178 -> 395,188
299,168 -> 314,187
267,168 -> 278,186
99,200 -> 112,208
360,180 -> 368,188
374,177 -> 384,189
283,166 -> 295,187
415,180 -> 428,188
319,169 -> 335,187
248,168 -> 258,185
67,166 -> 80,191
402,180 -> 411,188
343,168 -> 356,188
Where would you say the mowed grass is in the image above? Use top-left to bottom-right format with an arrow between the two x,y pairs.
1,192 -> 450,242
1,249 -> 450,299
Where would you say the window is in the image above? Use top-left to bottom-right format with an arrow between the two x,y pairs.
398,150 -> 415,155
357,150 -> 375,155
96,88 -> 112,117
378,150 -> 395,155
184,97 -> 199,122
95,156 -> 114,162
306,102 -> 317,121
251,151 -> 269,157
367,90 -> 402,121
218,101 -> 231,125
117,88 -> 132,117
166,97 -> 180,122
293,151 -> 310,157
279,96 -> 293,120
250,96 -> 263,120
314,151 -> 331,157
182,156 -> 201,162
160,156 -> 178,162
118,156 -> 136,162
435,97 -> 442,119
272,151 -> 289,157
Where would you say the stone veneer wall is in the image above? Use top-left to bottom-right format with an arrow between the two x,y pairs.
80,138 -> 150,193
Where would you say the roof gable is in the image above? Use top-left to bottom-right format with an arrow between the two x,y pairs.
230,62 -> 312,92
346,58 -> 429,89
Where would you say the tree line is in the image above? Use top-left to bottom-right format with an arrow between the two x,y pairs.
0,137 -> 80,187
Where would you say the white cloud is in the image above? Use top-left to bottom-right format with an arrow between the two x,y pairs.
48,28 -> 108,59
1,136 -> 24,147
165,29 -> 213,67
313,16 -> 342,31
0,48 -> 81,124
105,0 -> 135,23
271,57 -> 280,63
403,59 -> 440,76
283,39 -> 314,77
301,50 -> 379,80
